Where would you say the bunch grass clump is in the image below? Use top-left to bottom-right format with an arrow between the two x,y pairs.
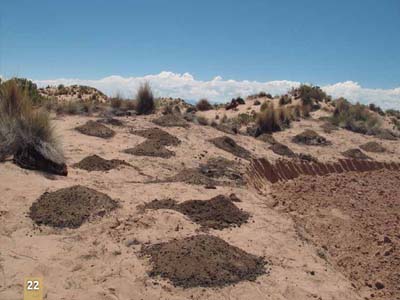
0,79 -> 62,162
136,82 -> 154,115
256,102 -> 294,133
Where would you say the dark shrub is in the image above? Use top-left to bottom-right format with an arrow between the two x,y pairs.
196,98 -> 213,111
136,82 -> 155,115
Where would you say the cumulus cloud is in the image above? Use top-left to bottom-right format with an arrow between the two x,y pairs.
31,71 -> 400,109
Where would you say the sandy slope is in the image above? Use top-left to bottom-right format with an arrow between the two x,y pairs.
1,109 -> 398,300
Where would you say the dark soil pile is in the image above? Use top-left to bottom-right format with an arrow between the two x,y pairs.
209,136 -> 252,160
342,148 -> 371,160
269,143 -> 296,158
360,141 -> 386,153
320,122 -> 338,133
199,157 -> 245,184
75,120 -> 115,139
271,170 -> 400,300
73,154 -> 130,171
124,140 -> 175,158
375,129 -> 397,141
165,168 -> 220,185
213,124 -> 238,135
297,153 -> 318,163
144,195 -> 249,229
152,114 -> 189,128
292,130 -> 330,146
97,118 -> 124,127
256,133 -> 277,144
130,128 -> 180,146
126,128 -> 181,158
29,185 -> 118,228
13,143 -> 68,176
142,235 -> 266,288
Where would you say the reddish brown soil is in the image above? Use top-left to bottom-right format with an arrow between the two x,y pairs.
29,185 -> 118,228
73,154 -> 130,171
143,194 -> 250,229
141,235 -> 267,288
75,120 -> 115,139
271,170 -> 400,300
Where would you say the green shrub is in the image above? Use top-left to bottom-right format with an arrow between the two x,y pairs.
136,82 -> 155,115
292,84 -> 327,106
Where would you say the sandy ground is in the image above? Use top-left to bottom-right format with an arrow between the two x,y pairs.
1,109 -> 398,300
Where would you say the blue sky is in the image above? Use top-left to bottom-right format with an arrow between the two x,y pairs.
1,0 -> 400,108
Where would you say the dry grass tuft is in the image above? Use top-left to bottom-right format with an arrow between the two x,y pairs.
136,82 -> 154,115
0,79 -> 63,162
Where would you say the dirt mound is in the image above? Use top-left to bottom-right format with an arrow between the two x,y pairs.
75,120 -> 115,139
360,141 -> 386,153
73,154 -> 130,171
29,185 -> 118,228
199,157 -> 246,184
13,143 -> 67,176
165,168 -> 219,185
141,235 -> 266,287
124,140 -> 175,158
271,170 -> 400,300
269,143 -> 296,158
209,136 -> 252,160
144,195 -> 249,229
213,124 -> 238,135
320,122 -> 338,133
292,130 -> 330,146
152,114 -> 189,128
375,129 -> 397,141
97,118 -> 124,126
130,128 -> 180,146
256,133 -> 277,144
342,148 -> 371,160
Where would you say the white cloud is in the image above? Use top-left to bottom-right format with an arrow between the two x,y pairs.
31,71 -> 400,110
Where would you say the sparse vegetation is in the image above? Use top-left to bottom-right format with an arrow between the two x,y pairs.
292,84 -> 327,106
279,94 -> 292,106
330,98 -> 381,134
196,98 -> 213,111
248,92 -> 272,99
135,82 -> 155,115
368,103 -> 385,116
